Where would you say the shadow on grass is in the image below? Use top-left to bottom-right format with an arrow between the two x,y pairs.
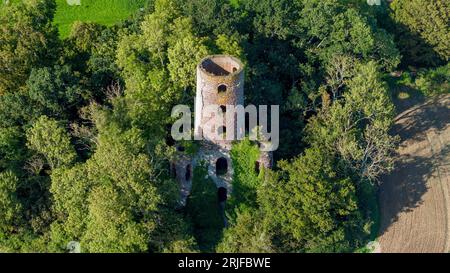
185,165 -> 224,252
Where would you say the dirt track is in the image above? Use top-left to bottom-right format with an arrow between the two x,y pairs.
378,94 -> 450,253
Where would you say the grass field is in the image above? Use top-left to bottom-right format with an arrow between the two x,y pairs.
54,0 -> 149,37
2,0 -> 149,38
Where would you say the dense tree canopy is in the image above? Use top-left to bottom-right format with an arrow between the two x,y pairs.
0,0 -> 59,94
0,0 -> 447,253
390,0 -> 449,66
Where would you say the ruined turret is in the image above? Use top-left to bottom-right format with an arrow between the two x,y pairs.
173,55 -> 271,207
194,55 -> 245,149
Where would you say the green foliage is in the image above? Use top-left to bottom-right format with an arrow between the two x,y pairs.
53,0 -> 151,38
81,185 -> 149,253
176,0 -> 236,36
26,65 -> 86,118
215,33 -> 247,65
217,206 -> 273,253
390,0 -> 449,66
259,147 -> 362,252
0,127 -> 26,171
167,25 -> 209,89
50,164 -> 91,240
48,104 -> 196,252
297,0 -> 400,71
0,0 -> 59,94
116,1 -> 208,139
308,62 -> 397,182
26,116 -> 77,169
415,63 -> 450,96
178,140 -> 199,155
229,139 -> 261,210
245,0 -> 299,40
251,62 -> 396,253
0,171 -> 22,236
0,0 -> 441,254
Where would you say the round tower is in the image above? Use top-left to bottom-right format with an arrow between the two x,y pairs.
194,55 -> 244,150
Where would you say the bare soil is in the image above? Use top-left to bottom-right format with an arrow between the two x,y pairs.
378,94 -> 450,253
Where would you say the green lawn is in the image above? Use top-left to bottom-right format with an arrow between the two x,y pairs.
54,0 -> 149,38
2,0 -> 149,38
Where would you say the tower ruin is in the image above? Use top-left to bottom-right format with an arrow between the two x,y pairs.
193,55 -> 244,192
194,55 -> 245,148
173,55 -> 271,206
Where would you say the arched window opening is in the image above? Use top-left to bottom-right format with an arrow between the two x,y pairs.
218,187 -> 228,203
232,67 -> 237,73
255,161 -> 260,174
220,105 -> 226,113
216,157 -> 228,176
185,164 -> 191,181
218,84 -> 227,93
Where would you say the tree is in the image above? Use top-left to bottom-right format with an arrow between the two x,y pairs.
245,0 -> 299,40
297,0 -> 400,71
307,62 -> 397,183
215,33 -> 247,65
258,147 -> 363,252
390,0 -> 449,66
47,101 -> 197,252
0,171 -> 22,236
167,17 -> 209,91
87,27 -> 122,93
217,207 -> 273,253
26,116 -> 77,169
81,185 -> 149,253
116,3 -> 202,139
50,164 -> 92,241
26,65 -> 85,119
0,0 -> 59,94
176,0 -> 236,36
0,127 -> 26,172
414,63 -> 450,96
59,21 -> 105,73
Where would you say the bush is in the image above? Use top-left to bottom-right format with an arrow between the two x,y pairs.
415,63 -> 450,96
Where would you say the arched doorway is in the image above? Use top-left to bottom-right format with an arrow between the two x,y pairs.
255,161 -> 260,174
216,157 -> 228,176
218,84 -> 227,93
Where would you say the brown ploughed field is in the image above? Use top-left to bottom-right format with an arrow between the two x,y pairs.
379,94 -> 450,253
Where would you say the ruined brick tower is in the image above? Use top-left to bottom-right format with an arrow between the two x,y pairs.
194,55 -> 245,148
173,55 -> 271,206
193,55 -> 245,192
